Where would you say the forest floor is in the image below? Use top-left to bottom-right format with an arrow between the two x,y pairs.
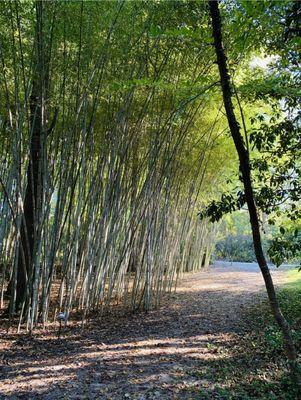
0,262 -> 299,400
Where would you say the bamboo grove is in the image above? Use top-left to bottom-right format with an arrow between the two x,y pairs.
0,1 -> 231,331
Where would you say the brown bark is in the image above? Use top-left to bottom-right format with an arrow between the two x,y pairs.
208,0 -> 301,386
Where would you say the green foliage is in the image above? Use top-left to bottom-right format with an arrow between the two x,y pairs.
199,191 -> 245,222
268,232 -> 301,268
215,234 -> 256,262
262,270 -> 301,356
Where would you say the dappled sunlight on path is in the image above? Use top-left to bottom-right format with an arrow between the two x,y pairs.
0,263 -> 288,399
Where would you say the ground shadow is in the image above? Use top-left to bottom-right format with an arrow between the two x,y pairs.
0,265 -> 293,399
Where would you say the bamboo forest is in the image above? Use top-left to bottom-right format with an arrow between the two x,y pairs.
0,1 -> 300,399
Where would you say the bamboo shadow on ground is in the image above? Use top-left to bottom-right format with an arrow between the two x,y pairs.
0,283 -> 279,399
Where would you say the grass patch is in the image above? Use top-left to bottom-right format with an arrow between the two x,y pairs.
285,268 -> 301,290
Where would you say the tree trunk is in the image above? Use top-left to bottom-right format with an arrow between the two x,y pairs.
11,1 -> 46,313
208,0 -> 301,386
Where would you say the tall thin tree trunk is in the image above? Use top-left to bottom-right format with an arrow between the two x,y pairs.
14,89 -> 41,310
208,0 -> 301,387
12,1 -> 46,313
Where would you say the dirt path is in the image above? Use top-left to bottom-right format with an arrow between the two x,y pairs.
0,263 -> 288,399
